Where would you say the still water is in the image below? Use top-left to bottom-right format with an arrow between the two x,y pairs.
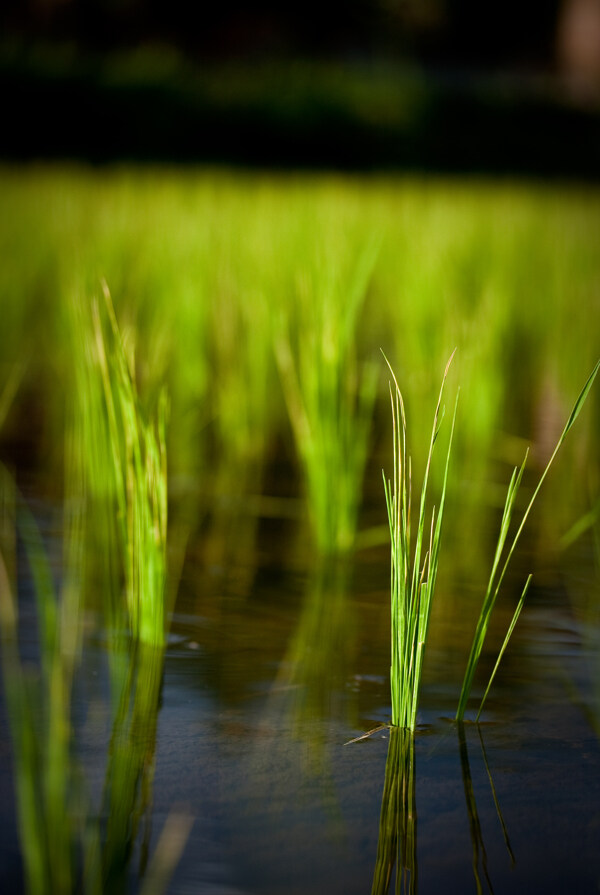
1,491 -> 599,895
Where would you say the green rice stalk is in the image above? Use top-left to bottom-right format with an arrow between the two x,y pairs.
455,451 -> 528,722
383,352 -> 457,730
456,357 -> 600,721
76,284 -> 169,646
475,573 -> 531,722
274,239 -> 380,555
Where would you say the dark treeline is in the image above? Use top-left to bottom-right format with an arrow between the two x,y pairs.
2,0 -> 563,69
3,0 -> 599,175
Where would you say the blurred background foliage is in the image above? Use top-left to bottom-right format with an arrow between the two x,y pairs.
0,166 -> 598,571
1,0 -> 599,173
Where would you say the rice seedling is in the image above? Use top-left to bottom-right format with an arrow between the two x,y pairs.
1,168 -> 599,541
383,352 -> 458,730
456,357 -> 600,722
274,237 -> 380,555
72,283 -> 168,647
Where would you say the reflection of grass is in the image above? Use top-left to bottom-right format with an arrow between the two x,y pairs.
383,354 -> 457,730
274,558 -> 356,736
102,642 -> 166,895
0,464 -> 99,895
458,723 -> 515,895
371,727 -> 417,895
0,470 -> 188,895
457,723 -> 494,895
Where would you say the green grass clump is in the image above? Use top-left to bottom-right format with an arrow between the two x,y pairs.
383,353 -> 458,730
274,238 -> 380,555
456,357 -> 600,722
73,284 -> 168,646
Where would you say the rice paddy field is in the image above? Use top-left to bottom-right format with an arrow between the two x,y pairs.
0,163 -> 599,894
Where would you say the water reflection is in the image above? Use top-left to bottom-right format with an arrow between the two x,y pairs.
371,727 -> 417,895
368,722 -> 519,895
457,724 -> 495,895
458,723 -> 516,895
0,464 -> 92,895
0,465 -> 186,895
102,642 -> 165,894
269,557 -> 357,752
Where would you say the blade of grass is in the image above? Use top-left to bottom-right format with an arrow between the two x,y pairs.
475,574 -> 532,722
457,357 -> 600,721
456,451 -> 528,721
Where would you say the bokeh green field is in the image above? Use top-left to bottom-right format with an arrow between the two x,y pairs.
1,163 -> 600,895
1,164 -> 599,568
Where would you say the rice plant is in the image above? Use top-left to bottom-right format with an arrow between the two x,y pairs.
456,357 -> 600,722
383,352 -> 458,730
274,237 -> 379,555
72,284 -> 168,646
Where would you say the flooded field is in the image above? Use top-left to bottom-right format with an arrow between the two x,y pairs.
0,166 -> 599,894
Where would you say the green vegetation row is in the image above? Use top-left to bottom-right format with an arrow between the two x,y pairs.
2,166 -> 598,539
0,164 -> 599,895
1,166 -> 599,717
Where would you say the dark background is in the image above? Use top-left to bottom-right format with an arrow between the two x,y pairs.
2,0 -> 600,174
